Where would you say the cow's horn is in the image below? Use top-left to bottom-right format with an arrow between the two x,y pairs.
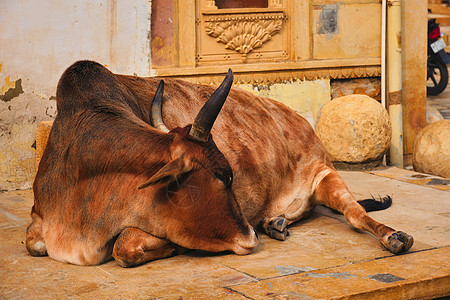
189,69 -> 233,142
150,80 -> 170,133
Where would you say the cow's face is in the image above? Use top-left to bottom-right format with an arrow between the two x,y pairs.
138,69 -> 258,255
139,126 -> 258,255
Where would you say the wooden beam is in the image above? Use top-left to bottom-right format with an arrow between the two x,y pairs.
402,0 -> 428,166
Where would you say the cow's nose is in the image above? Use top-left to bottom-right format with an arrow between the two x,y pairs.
232,227 -> 258,255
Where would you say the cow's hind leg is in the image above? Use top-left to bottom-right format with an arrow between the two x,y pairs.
314,170 -> 413,254
26,208 -> 47,256
112,228 -> 185,267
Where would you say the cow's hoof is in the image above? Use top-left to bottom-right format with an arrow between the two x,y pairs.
386,231 -> 414,254
266,217 -> 289,241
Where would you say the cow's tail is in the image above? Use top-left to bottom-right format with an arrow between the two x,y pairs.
357,195 -> 392,212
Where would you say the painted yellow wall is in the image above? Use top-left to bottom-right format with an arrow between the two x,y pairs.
238,79 -> 331,127
313,3 -> 381,60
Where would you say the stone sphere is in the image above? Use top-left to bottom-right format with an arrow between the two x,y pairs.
316,94 -> 391,163
413,119 -> 450,178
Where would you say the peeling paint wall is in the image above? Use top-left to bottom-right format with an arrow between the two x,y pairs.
0,0 -> 152,190
238,79 -> 331,128
0,76 -> 24,102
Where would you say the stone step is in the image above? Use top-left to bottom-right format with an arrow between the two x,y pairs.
429,13 -> 450,26
428,3 -> 450,15
429,0 -> 445,4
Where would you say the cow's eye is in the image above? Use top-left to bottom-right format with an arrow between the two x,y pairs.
215,169 -> 233,187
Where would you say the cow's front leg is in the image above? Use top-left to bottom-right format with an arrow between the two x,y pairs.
313,169 -> 414,254
26,208 -> 47,257
112,228 -> 185,267
262,216 -> 289,241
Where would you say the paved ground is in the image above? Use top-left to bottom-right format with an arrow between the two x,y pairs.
0,77 -> 448,299
427,66 -> 450,119
0,167 -> 448,299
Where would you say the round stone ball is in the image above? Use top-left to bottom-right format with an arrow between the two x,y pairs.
316,94 -> 391,163
413,119 -> 450,178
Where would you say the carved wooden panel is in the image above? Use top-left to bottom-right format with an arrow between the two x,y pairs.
198,9 -> 289,65
152,0 -> 383,84
168,65 -> 381,85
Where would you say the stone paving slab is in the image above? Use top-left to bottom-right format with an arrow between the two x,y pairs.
230,247 -> 450,300
0,168 -> 449,299
366,167 -> 449,191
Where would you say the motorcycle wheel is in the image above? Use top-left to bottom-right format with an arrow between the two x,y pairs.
427,55 -> 448,96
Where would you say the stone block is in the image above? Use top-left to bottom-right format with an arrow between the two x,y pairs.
331,77 -> 381,101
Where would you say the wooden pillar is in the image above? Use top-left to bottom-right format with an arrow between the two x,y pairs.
401,0 -> 428,166
388,0 -> 404,168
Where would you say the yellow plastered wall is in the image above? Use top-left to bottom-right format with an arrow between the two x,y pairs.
238,79 -> 331,128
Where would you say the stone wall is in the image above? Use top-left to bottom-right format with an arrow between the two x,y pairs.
331,78 -> 381,101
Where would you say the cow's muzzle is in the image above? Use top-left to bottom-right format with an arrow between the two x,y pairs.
231,227 -> 258,255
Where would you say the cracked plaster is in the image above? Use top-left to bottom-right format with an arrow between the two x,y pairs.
0,93 -> 56,190
0,0 -> 151,190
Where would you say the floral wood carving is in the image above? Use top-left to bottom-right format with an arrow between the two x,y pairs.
169,66 -> 382,85
204,13 -> 285,62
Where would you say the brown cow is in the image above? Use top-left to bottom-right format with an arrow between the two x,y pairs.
26,60 -> 413,267
26,61 -> 257,267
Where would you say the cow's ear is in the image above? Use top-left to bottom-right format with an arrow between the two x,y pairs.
138,157 -> 192,189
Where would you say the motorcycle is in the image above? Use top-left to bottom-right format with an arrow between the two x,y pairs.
427,18 -> 450,96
